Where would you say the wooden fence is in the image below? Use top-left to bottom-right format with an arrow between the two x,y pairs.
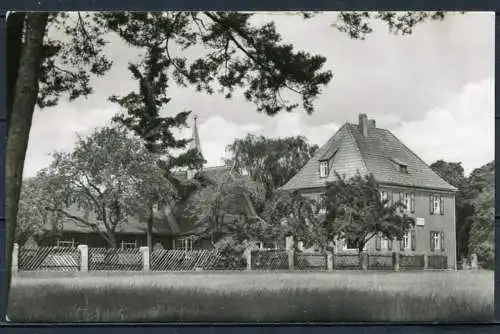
18,246 -> 80,272
12,243 -> 449,273
151,249 -> 227,271
88,247 -> 143,271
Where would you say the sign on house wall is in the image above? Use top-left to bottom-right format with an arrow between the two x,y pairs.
416,217 -> 425,226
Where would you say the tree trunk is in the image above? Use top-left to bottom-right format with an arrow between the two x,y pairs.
5,13 -> 49,310
107,231 -> 117,248
6,12 -> 26,130
147,204 -> 154,252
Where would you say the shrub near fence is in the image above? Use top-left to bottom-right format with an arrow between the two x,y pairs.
251,250 -> 289,270
295,252 -> 327,271
400,253 -> 425,270
367,253 -> 392,270
18,246 -> 80,272
333,253 -> 360,269
151,249 -> 225,271
428,254 -> 448,270
88,248 -> 142,271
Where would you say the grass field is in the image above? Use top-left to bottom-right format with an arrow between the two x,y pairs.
7,270 -> 494,323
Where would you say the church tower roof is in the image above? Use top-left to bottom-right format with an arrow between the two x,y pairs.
189,114 -> 202,156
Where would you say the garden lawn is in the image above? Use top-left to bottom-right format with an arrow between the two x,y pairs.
7,270 -> 493,323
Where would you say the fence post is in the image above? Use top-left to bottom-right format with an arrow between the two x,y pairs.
245,249 -> 252,270
78,244 -> 88,272
327,252 -> 333,272
140,247 -> 150,271
11,243 -> 19,274
360,252 -> 368,270
288,249 -> 294,270
392,251 -> 400,272
423,254 -> 428,270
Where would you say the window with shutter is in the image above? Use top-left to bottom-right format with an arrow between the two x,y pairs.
399,192 -> 403,212
429,194 -> 434,214
440,232 -> 445,251
433,195 -> 441,215
440,196 -> 444,215
388,239 -> 393,251
411,230 -> 416,251
399,238 -> 404,251
375,235 -> 381,251
410,192 -> 415,213
430,232 -> 435,252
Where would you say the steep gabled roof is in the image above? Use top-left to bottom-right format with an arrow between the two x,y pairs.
42,204 -> 177,236
282,124 -> 368,190
282,121 -> 457,192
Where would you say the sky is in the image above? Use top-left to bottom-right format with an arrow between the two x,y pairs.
25,11 -> 495,177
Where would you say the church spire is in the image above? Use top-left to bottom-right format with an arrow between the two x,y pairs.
190,114 -> 202,156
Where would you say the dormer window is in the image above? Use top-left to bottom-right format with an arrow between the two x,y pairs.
319,160 -> 329,178
389,157 -> 408,174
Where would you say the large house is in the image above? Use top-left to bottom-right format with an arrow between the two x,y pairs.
281,114 -> 458,269
34,117 -> 260,251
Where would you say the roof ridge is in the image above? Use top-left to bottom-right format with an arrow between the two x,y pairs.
383,129 -> 457,191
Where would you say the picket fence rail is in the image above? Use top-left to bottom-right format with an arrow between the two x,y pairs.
11,243 -> 449,273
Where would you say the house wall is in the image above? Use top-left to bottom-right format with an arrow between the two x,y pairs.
296,185 -> 457,269
36,232 -> 174,249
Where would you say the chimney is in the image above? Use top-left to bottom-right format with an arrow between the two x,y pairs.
358,114 -> 368,137
368,119 -> 376,129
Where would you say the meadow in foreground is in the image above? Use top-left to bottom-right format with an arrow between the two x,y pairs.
8,270 -> 493,322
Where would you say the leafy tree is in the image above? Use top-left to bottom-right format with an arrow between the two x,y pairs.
185,168 -> 266,243
430,160 -> 474,260
262,190 -> 330,252
182,168 -> 268,268
328,11 -> 448,40
227,135 -> 318,202
430,159 -> 495,262
468,185 -> 494,269
16,175 -> 54,243
429,160 -> 467,189
466,161 -> 494,268
323,173 -> 415,253
467,161 -> 495,199
40,126 -> 175,248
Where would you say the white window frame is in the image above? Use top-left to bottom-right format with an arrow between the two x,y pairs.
381,238 -> 389,250
433,195 -> 441,215
56,238 -> 75,248
121,240 -> 138,250
343,238 -> 358,251
258,241 -> 278,250
318,197 -> 326,214
175,236 -> 193,251
403,232 -> 411,250
432,232 -> 441,250
402,193 -> 411,212
319,160 -> 329,178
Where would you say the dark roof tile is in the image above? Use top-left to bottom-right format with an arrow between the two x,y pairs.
282,122 -> 457,192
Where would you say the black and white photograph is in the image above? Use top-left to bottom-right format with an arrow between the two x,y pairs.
5,11 -> 494,322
